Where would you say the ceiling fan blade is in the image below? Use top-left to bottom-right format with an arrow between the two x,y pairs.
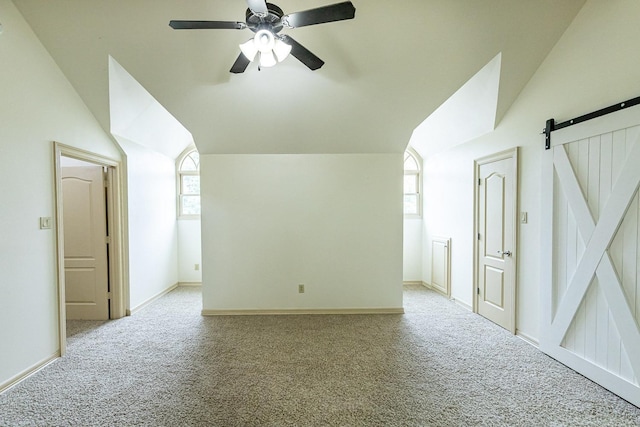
283,1 -> 355,28
246,0 -> 268,15
169,20 -> 246,30
280,35 -> 324,70
230,52 -> 251,74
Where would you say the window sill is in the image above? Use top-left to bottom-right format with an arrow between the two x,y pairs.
404,214 -> 422,220
178,215 -> 201,220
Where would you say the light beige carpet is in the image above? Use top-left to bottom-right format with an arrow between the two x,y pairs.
1,285 -> 639,426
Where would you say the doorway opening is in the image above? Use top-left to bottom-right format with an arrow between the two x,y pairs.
53,142 -> 128,356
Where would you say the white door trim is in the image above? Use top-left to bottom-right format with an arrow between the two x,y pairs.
473,147 -> 519,334
53,142 -> 129,355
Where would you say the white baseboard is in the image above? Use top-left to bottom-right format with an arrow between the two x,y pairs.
420,281 -> 454,300
178,282 -> 202,287
516,330 -> 539,347
403,281 -> 431,289
0,352 -> 59,395
127,283 -> 179,315
202,307 -> 405,316
452,298 -> 473,312
403,281 -> 423,286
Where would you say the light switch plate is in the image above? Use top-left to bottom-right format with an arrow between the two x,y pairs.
40,217 -> 52,229
520,212 -> 528,224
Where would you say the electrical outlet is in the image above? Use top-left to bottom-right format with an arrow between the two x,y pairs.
298,284 -> 305,294
194,263 -> 200,271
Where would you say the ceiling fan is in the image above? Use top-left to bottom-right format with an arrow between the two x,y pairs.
169,0 -> 356,73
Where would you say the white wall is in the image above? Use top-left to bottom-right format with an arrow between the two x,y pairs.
0,1 -> 122,388
201,154 -> 403,311
403,218 -> 423,282
115,138 -> 178,310
422,150 -> 475,305
419,0 -> 640,341
178,219 -> 202,283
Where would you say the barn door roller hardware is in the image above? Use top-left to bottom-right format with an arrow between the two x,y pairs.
544,95 -> 640,149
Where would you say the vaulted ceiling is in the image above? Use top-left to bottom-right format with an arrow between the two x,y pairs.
13,0 -> 585,155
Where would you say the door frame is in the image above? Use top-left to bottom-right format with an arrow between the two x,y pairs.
473,147 -> 519,334
53,142 -> 129,355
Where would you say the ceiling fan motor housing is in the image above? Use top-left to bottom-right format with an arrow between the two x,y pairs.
246,3 -> 284,33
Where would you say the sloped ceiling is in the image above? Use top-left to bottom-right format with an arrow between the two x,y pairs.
13,0 -> 585,155
410,53 -> 501,159
109,56 -> 194,159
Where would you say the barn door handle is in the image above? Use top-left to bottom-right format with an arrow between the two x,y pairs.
497,250 -> 512,257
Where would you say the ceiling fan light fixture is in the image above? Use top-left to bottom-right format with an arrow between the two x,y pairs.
259,50 -> 277,67
273,39 -> 292,62
254,29 -> 275,53
239,39 -> 259,61
240,32 -> 289,67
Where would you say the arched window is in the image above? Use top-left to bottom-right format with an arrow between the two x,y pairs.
177,148 -> 200,217
404,149 -> 421,216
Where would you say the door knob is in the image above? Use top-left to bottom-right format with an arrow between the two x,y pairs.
497,250 -> 512,257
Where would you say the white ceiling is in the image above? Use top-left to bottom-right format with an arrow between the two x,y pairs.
13,0 -> 585,155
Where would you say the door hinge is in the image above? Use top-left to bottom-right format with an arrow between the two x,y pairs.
477,287 -> 480,295
105,236 -> 111,244
478,178 -> 481,185
107,292 -> 112,299
477,233 -> 481,240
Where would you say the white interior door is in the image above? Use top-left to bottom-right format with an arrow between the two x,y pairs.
541,107 -> 640,407
476,149 -> 518,333
62,166 -> 110,320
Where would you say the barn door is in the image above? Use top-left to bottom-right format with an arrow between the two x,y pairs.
541,107 -> 640,407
